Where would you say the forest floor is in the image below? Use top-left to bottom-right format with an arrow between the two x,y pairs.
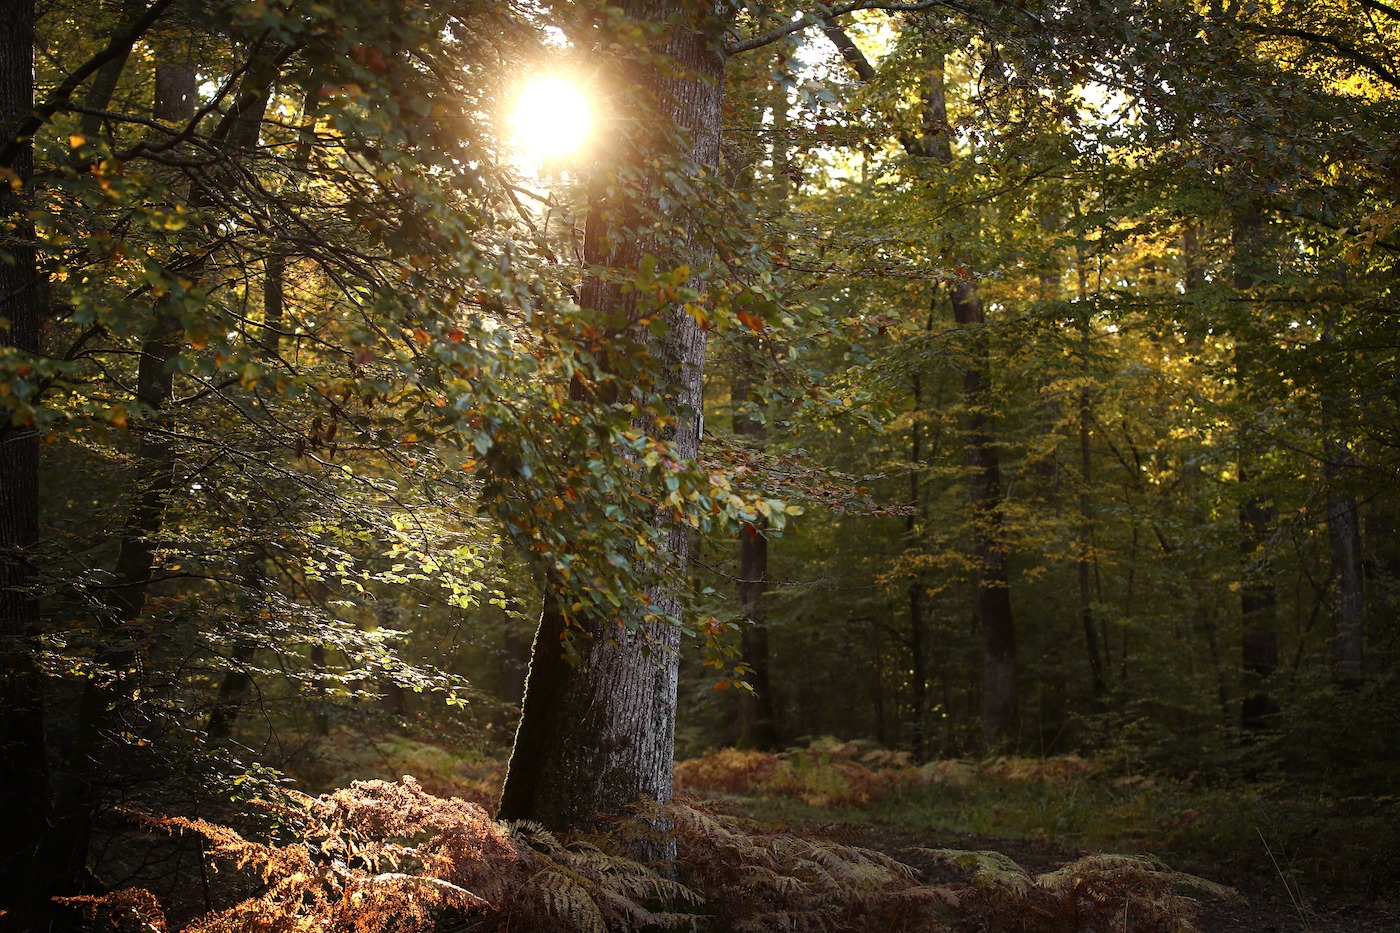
671,743 -> 1399,933
827,818 -> 1399,933
288,732 -> 1398,932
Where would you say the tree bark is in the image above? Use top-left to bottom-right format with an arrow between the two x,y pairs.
924,50 -> 1017,747
0,4 -> 53,927
498,1 -> 724,844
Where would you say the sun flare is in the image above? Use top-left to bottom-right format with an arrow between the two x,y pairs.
511,76 -> 592,161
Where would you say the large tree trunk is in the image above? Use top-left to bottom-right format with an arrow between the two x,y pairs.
498,1 -> 724,843
0,4 -> 53,927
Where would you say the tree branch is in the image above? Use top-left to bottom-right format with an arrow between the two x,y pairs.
725,0 -> 958,55
1236,20 -> 1400,90
1359,0 -> 1400,23
0,0 -> 177,167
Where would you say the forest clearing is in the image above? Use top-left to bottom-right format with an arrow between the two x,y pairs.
2,0 -> 1398,930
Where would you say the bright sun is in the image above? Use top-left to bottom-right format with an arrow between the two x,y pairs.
512,76 -> 592,161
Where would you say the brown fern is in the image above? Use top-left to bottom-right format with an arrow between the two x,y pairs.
97,777 -> 1232,933
918,847 -> 1237,932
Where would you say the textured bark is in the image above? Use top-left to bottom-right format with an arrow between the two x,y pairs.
499,2 -> 724,843
0,3 -> 52,926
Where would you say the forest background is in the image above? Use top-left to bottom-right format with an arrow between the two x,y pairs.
2,0 -> 1398,930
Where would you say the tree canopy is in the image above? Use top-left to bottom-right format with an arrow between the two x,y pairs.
3,0 -> 1399,929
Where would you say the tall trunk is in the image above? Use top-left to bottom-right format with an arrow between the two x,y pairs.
1232,204 -> 1278,730
734,370 -> 777,750
49,60 -> 201,899
498,2 -> 724,844
822,24 -> 1017,749
50,53 -> 277,899
926,53 -> 1017,747
734,66 -> 785,751
1323,405 -> 1364,684
0,4 -> 52,926
206,93 -> 315,740
950,281 -> 1017,746
77,0 -> 144,139
1072,235 -> 1107,698
906,369 -> 929,759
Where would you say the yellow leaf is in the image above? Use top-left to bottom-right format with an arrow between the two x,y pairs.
69,134 -> 86,149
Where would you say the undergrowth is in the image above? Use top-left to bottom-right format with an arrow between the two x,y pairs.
77,775 -> 1227,932
675,738 -> 1400,900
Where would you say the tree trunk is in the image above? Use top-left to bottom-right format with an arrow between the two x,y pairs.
906,369 -> 929,759
734,367 -> 776,750
1232,204 -> 1278,731
1072,234 -> 1107,698
498,1 -> 724,844
821,25 -> 1017,750
1325,440 -> 1364,684
733,65 -> 785,752
925,52 -> 1017,748
951,281 -> 1018,747
0,4 -> 53,926
47,60 -> 201,900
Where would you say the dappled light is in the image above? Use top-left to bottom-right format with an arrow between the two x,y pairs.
3,0 -> 1399,931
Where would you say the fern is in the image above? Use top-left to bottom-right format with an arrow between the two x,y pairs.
917,847 -> 1238,932
97,778 -> 1232,933
656,797 -> 960,932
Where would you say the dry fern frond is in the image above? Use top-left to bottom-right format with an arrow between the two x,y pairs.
658,798 -> 959,932
53,888 -> 167,933
137,778 -> 681,933
105,777 -> 1233,933
919,846 -> 1238,932
918,848 -> 1036,896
